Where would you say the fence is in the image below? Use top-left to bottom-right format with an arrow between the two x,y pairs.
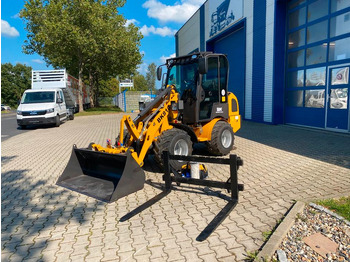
114,90 -> 155,112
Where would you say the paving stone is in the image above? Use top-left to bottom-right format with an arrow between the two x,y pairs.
2,115 -> 349,261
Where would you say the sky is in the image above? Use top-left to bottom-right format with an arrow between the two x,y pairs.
1,0 -> 206,76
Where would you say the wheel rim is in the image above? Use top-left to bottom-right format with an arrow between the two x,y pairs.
221,129 -> 232,148
174,139 -> 189,156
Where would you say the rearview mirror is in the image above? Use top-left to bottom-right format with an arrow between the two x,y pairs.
198,58 -> 208,74
57,98 -> 63,103
157,66 -> 162,81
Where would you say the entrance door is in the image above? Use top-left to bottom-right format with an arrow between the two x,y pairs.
213,27 -> 245,116
326,65 -> 349,131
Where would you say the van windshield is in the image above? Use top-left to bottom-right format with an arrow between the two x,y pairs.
21,91 -> 55,104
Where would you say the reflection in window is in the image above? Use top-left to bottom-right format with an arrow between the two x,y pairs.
306,67 -> 326,86
288,0 -> 306,10
329,37 -> 350,61
288,50 -> 305,68
289,7 -> 306,29
288,29 -> 305,49
307,20 -> 328,44
331,0 -> 350,13
330,12 -> 350,38
331,67 -> 349,85
308,0 -> 328,22
286,90 -> 303,107
288,70 -> 304,87
305,89 -> 325,108
330,88 -> 348,109
306,44 -> 327,65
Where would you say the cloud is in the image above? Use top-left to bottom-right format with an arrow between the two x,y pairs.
11,13 -> 20,19
125,19 -> 139,27
140,50 -> 146,56
142,0 -> 205,23
137,63 -> 148,74
1,20 -> 19,37
160,53 -> 176,63
140,25 -> 176,37
32,59 -> 44,64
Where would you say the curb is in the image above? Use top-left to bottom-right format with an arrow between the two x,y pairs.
255,201 -> 305,261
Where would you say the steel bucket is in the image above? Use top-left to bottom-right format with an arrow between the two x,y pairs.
57,145 -> 145,203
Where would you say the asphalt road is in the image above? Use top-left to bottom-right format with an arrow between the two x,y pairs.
1,112 -> 29,142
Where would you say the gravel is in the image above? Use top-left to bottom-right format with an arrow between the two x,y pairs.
272,204 -> 350,262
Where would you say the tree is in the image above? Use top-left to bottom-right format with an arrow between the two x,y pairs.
99,78 -> 120,97
146,63 -> 157,91
1,63 -> 32,107
20,0 -> 142,110
133,73 -> 148,91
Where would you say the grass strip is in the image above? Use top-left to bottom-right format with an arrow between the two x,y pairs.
316,196 -> 350,221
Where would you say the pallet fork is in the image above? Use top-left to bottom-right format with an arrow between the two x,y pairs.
120,151 -> 244,241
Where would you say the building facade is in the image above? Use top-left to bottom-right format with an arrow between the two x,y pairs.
175,0 -> 350,132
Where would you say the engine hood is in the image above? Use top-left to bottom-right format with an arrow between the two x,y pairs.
18,103 -> 56,111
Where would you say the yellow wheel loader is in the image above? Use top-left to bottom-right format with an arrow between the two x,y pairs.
57,52 -> 241,202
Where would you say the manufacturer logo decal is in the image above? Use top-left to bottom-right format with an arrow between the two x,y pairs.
30,111 -> 38,115
216,107 -> 223,114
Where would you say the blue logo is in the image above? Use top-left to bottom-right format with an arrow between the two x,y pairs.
30,111 -> 38,115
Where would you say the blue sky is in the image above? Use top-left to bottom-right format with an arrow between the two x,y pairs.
1,0 -> 205,75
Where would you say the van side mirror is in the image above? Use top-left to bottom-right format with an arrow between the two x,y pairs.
57,98 -> 63,103
198,58 -> 208,74
157,66 -> 162,81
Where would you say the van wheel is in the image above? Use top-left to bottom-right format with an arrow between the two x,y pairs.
55,115 -> 60,127
69,114 -> 74,120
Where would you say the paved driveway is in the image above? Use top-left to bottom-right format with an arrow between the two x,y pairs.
2,114 -> 349,261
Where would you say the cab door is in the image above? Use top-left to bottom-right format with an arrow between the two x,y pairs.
326,65 -> 349,131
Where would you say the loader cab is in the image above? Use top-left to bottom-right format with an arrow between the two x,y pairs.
165,52 -> 229,125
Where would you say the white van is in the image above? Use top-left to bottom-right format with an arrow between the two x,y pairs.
17,88 -> 68,128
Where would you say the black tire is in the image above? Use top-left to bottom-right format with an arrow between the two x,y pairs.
19,125 -> 26,129
153,128 -> 192,170
116,129 -> 131,147
207,121 -> 234,156
69,114 -> 74,120
55,115 -> 60,127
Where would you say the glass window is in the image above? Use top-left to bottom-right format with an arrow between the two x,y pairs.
308,0 -> 329,22
329,37 -> 350,61
289,0 -> 306,10
305,89 -> 325,108
330,12 -> 350,37
288,29 -> 305,49
330,88 -> 348,109
307,20 -> 328,44
288,70 -> 304,87
21,91 -> 55,104
289,7 -> 306,29
286,90 -> 304,107
306,67 -> 326,86
288,50 -> 305,68
331,67 -> 349,85
331,0 -> 350,13
306,44 -> 327,65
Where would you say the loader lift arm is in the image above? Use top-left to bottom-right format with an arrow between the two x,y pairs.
91,85 -> 179,167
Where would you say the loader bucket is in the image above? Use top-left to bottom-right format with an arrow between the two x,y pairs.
57,145 -> 145,203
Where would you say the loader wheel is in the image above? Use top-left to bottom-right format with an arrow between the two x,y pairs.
154,128 -> 192,171
116,129 -> 132,147
207,121 -> 234,156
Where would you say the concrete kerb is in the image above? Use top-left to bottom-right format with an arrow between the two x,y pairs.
254,201 -> 306,261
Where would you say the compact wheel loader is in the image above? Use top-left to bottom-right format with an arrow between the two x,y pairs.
57,52 -> 241,203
